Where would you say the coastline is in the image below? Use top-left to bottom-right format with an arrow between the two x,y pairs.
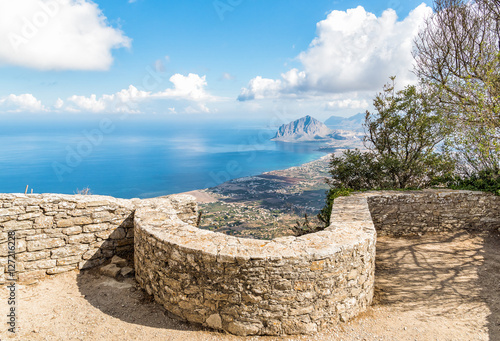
180,153 -> 332,204
184,153 -> 335,239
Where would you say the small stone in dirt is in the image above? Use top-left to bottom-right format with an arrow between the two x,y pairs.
120,267 -> 135,278
110,256 -> 128,267
100,264 -> 121,278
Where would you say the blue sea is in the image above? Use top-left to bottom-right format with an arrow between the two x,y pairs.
0,117 -> 326,198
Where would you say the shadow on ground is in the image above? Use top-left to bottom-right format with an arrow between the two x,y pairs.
76,255 -> 204,333
374,230 -> 500,339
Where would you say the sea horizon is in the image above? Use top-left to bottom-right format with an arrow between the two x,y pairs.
0,117 -> 328,199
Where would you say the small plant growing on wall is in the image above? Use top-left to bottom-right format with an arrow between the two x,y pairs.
75,187 -> 92,195
292,213 -> 325,236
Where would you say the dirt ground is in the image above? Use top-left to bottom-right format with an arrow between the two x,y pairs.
1,230 -> 499,341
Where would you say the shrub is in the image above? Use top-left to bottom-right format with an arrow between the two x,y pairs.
434,168 -> 500,195
317,187 -> 354,226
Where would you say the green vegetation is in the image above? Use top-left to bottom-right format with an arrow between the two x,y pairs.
319,0 -> 500,229
317,187 -> 354,226
434,169 -> 500,195
329,79 -> 455,192
414,0 -> 500,175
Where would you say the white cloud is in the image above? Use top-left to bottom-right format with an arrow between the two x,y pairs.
54,97 -> 64,109
239,4 -> 432,101
184,103 -> 211,114
0,0 -> 131,70
153,73 -> 215,102
326,98 -> 369,110
66,85 -> 151,113
62,73 -> 216,113
0,93 -> 45,112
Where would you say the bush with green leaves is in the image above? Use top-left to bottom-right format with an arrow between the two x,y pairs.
330,78 -> 455,191
319,78 -> 456,227
433,168 -> 500,195
317,187 -> 354,226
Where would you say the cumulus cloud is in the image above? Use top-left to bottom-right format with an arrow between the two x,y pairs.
153,73 -> 215,102
0,0 -> 131,70
0,93 -> 45,112
63,73 -> 216,113
239,4 -> 432,101
326,98 -> 369,110
66,85 -> 151,113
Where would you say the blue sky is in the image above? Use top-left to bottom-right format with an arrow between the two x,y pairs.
0,0 -> 433,123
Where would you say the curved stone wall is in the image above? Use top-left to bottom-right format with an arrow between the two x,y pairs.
4,189 -> 498,336
134,195 -> 376,336
0,193 -> 197,284
134,189 -> 500,336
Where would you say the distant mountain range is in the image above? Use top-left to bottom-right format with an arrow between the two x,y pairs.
272,115 -> 364,142
324,113 -> 365,132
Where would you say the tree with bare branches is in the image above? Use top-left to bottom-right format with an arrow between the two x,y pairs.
413,0 -> 500,173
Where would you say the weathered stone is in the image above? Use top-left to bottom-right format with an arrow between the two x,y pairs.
3,190 -> 498,337
91,211 -> 115,223
109,227 -> 126,240
83,223 -> 109,233
24,259 -> 57,270
57,255 -> 83,266
205,314 -> 222,330
35,216 -> 54,229
57,216 -> 93,228
68,233 -> 95,244
79,259 -> 104,270
2,220 -> 33,231
18,270 -> 46,284
62,226 -> 83,235
120,266 -> 134,277
110,255 -> 127,267
282,320 -> 317,335
51,244 -> 89,258
82,249 -> 100,260
47,266 -> 76,275
226,321 -> 260,336
27,238 -> 65,251
100,263 -> 121,278
0,207 -> 24,217
347,269 -> 359,281
16,251 -> 50,262
18,212 -> 41,220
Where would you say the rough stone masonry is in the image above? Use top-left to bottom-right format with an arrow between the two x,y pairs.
1,189 -> 499,336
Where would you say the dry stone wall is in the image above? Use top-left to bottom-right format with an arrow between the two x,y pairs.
0,194 -> 196,284
134,195 -> 376,336
365,190 -> 500,236
2,189 -> 498,336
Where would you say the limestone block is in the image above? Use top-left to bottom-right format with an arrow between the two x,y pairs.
68,233 -> 95,244
57,217 -> 93,228
50,244 -> 89,258
100,264 -> 121,278
27,238 -> 65,251
24,259 -> 57,270
2,220 -> 33,231
120,266 -> 134,277
62,226 -> 83,235
111,255 -> 127,267
35,216 -> 54,229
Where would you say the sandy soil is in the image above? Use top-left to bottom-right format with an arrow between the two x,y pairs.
1,230 -> 499,341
